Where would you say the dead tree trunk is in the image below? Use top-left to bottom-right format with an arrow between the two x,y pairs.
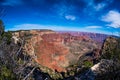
22,67 -> 36,80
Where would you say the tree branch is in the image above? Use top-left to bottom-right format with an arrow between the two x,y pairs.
22,67 -> 36,80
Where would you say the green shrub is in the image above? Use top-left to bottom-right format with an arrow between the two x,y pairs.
83,61 -> 93,68
0,65 -> 16,80
2,31 -> 12,44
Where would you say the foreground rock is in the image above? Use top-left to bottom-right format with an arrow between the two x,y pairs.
75,59 -> 120,80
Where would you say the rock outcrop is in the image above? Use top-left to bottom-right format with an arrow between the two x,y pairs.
74,59 -> 120,80
101,37 -> 120,60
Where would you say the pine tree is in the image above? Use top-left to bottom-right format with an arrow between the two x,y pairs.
0,20 -> 4,36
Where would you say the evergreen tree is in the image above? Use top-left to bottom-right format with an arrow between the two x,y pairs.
0,20 -> 4,36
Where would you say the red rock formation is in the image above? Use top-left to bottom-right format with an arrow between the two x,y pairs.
13,30 -> 101,72
34,40 -> 69,72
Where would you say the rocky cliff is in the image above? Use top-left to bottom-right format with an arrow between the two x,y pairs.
14,30 -> 101,72
0,29 -> 109,80
73,37 -> 120,80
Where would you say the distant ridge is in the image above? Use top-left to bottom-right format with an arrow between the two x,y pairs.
57,31 -> 110,43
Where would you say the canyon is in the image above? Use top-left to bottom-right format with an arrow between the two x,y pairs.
12,30 -> 107,72
1,29 -> 118,80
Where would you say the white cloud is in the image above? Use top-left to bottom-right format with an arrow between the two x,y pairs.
101,10 -> 120,28
7,24 -> 100,32
7,23 -> 116,35
8,24 -> 78,31
9,24 -> 61,31
65,15 -> 76,21
85,26 -> 102,29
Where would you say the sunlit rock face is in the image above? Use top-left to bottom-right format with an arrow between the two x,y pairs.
13,30 -> 102,72
34,33 -> 69,72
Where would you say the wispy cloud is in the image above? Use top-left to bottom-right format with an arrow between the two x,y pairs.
8,24 -> 78,31
65,15 -> 76,21
53,1 -> 77,20
85,26 -> 102,29
9,24 -> 60,31
101,10 -> 120,28
1,0 -> 22,6
94,3 -> 106,11
84,0 -> 113,14
7,23 -> 115,35
7,24 -> 99,32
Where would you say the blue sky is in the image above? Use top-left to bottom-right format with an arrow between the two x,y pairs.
0,0 -> 120,35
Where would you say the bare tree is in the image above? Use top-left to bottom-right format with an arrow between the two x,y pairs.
22,67 -> 36,80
